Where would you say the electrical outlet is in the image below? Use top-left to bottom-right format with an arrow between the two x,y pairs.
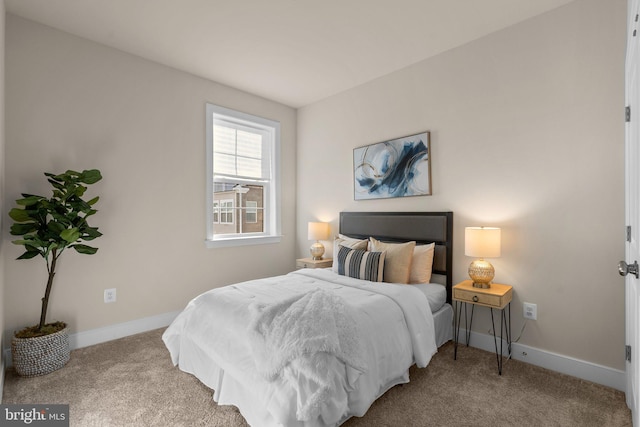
104,288 -> 116,303
523,302 -> 537,320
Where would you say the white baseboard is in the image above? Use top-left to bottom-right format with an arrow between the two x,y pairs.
460,329 -> 626,391
3,311 -> 180,369
69,311 -> 180,349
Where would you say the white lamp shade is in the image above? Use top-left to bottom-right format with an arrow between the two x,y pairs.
465,227 -> 501,258
308,222 -> 330,241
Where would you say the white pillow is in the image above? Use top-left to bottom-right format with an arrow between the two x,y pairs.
409,243 -> 435,284
332,236 -> 368,273
336,245 -> 385,282
369,237 -> 415,284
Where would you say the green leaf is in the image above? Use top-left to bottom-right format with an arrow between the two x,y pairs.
50,212 -> 72,226
8,208 -> 32,222
10,222 -> 38,236
12,238 -> 40,248
16,195 -> 44,206
71,244 -> 98,255
47,179 -> 65,191
24,242 -> 42,252
74,185 -> 87,198
60,228 -> 81,243
80,169 -> 102,184
47,221 -> 65,234
17,250 -> 41,260
81,227 -> 102,240
87,196 -> 99,206
23,235 -> 46,245
69,199 -> 92,213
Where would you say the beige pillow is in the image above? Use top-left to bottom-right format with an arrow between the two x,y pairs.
409,243 -> 435,284
369,237 -> 415,284
332,236 -> 368,273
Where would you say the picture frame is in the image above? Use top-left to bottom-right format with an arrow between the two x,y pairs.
353,131 -> 431,200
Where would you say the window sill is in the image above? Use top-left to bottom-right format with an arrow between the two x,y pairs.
205,235 -> 282,249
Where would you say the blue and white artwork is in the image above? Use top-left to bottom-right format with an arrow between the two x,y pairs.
353,132 -> 431,200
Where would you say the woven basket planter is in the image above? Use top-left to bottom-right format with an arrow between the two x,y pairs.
11,326 -> 70,377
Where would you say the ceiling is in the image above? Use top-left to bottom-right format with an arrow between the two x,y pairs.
5,0 -> 575,108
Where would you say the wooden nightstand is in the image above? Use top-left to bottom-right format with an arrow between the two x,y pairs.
296,257 -> 333,269
453,279 -> 512,375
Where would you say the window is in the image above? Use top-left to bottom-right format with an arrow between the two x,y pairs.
206,104 -> 281,248
219,199 -> 234,224
246,201 -> 258,223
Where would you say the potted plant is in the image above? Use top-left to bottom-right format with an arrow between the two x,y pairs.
8,169 -> 102,377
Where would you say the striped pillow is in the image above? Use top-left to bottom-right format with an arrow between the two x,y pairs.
337,245 -> 385,282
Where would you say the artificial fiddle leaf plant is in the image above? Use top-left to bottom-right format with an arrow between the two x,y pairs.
9,169 -> 103,338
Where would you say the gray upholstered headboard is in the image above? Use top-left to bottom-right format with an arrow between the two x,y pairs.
339,211 -> 454,303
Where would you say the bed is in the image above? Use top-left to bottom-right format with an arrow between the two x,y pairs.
163,211 -> 454,426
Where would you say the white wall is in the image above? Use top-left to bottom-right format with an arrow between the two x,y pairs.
297,0 -> 626,370
3,15 -> 297,337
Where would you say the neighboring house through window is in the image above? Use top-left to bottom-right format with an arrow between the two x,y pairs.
246,201 -> 258,223
219,199 -> 234,225
205,104 -> 281,248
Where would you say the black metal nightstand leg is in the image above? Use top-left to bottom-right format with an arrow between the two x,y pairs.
500,303 -> 512,359
490,308 -> 503,374
490,303 -> 512,375
465,304 -> 474,346
454,300 -> 462,360
454,300 -> 458,359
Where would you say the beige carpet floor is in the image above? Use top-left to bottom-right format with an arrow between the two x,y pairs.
2,328 -> 632,426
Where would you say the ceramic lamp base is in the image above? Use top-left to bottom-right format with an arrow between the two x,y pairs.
469,259 -> 494,288
310,241 -> 325,260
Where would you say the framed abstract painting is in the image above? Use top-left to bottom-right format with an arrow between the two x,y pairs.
353,131 -> 431,200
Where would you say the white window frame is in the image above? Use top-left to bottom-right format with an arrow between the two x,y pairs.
205,103 -> 281,248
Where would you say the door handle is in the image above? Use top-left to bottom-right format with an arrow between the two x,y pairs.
619,260 -> 640,279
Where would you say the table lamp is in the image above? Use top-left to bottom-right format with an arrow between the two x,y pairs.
465,227 -> 501,288
308,222 -> 330,260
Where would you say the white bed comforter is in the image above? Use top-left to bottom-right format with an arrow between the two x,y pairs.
163,268 -> 437,427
